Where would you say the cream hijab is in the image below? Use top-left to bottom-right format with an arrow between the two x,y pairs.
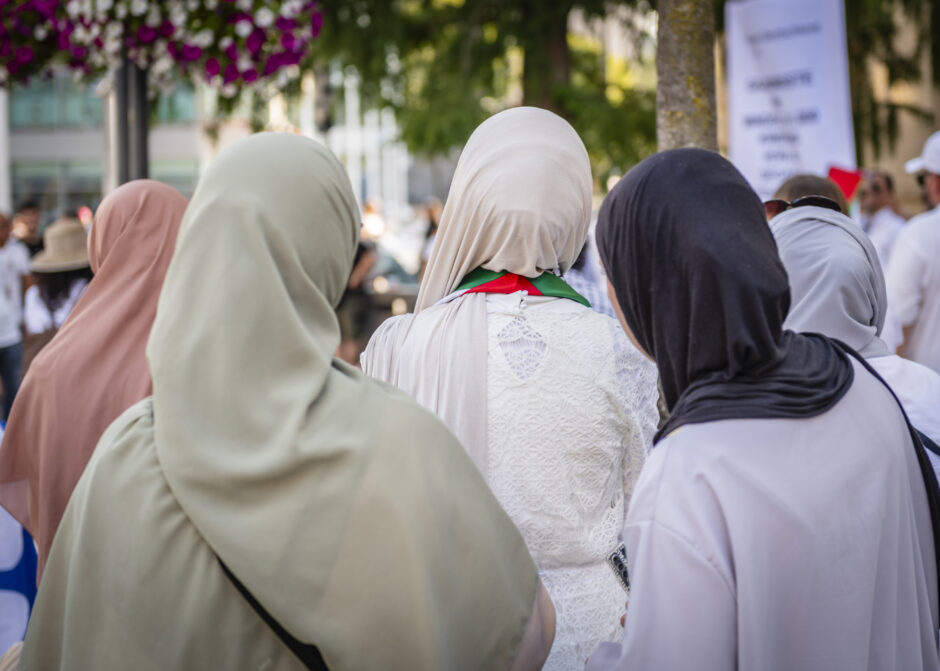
24,133 -> 537,670
770,205 -> 890,358
363,107 -> 592,471
416,106 -> 593,310
0,180 -> 186,579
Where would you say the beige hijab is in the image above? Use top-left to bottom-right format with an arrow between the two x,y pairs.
0,179 -> 186,579
23,133 -> 538,670
363,107 -> 592,470
416,106 -> 593,310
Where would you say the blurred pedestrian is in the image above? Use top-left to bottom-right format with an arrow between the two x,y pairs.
0,181 -> 186,580
21,217 -> 93,375
335,228 -> 376,365
587,148 -> 939,671
767,173 -> 905,350
0,214 -> 30,421
363,108 -> 659,670
887,130 -> 940,373
563,237 -> 616,318
20,134 -> 553,670
770,202 -> 940,460
10,201 -> 42,257
419,198 -> 442,279
858,170 -> 905,266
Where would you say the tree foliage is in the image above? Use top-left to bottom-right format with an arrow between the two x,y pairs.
319,0 -> 938,174
316,0 -> 657,185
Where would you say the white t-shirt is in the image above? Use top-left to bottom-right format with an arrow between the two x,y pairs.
0,241 -> 31,348
887,206 -> 940,373
587,359 -> 939,671
23,278 -> 89,335
871,354 -> 940,446
861,206 -> 905,268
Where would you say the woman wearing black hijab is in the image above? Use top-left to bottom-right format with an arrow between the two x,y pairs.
586,149 -> 940,671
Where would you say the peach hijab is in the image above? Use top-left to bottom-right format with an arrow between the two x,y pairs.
0,179 -> 186,578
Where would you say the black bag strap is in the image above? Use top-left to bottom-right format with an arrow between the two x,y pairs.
916,429 -> 940,458
833,342 -> 940,605
219,560 -> 329,671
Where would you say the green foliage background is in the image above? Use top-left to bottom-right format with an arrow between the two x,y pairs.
312,0 -> 938,181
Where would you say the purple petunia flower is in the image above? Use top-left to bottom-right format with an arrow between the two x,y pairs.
223,63 -> 239,83
205,58 -> 220,77
137,25 -> 158,44
246,28 -> 265,54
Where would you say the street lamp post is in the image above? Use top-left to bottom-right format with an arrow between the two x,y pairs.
115,57 -> 149,184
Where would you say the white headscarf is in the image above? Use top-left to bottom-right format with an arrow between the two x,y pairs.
364,107 -> 592,470
770,205 -> 890,358
417,106 -> 592,310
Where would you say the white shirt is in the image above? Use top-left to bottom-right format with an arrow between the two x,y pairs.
887,206 -> 940,373
22,279 -> 89,335
587,359 -> 939,671
861,206 -> 905,267
871,354 -> 940,446
0,241 -> 31,348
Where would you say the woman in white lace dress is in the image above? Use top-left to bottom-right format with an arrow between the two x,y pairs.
362,107 -> 659,670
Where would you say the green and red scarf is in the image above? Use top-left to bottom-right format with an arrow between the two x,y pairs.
453,268 -> 590,308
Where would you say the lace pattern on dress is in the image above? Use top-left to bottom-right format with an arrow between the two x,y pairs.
497,316 -> 547,382
484,296 -> 659,671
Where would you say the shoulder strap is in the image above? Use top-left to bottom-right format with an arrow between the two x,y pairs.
833,341 -> 940,606
219,560 -> 329,671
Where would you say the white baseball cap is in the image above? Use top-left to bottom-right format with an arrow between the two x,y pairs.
905,130 -> 940,174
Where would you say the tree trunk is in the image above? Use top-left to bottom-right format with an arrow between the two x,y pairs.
520,2 -> 571,116
656,0 -> 718,151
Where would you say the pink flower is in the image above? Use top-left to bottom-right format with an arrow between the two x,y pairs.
159,20 -> 175,38
242,67 -> 258,82
280,33 -> 295,50
275,17 -> 296,31
224,43 -> 238,60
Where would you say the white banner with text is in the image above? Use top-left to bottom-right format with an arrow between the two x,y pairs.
726,0 -> 855,199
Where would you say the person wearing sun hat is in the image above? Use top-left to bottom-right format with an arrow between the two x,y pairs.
885,131 -> 940,373
21,217 -> 92,375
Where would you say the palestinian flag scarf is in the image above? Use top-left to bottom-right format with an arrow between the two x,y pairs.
453,268 -> 591,307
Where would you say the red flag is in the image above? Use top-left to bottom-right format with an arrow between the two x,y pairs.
827,166 -> 864,201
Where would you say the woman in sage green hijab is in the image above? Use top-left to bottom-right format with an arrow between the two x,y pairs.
18,133 -> 552,671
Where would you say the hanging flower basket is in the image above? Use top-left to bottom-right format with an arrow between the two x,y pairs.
3,0 -> 323,99
0,0 -> 81,86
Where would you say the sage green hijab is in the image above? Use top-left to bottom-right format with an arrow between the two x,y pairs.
22,133 -> 538,670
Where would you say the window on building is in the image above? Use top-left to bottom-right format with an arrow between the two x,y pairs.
11,161 -> 103,227
9,74 -> 103,129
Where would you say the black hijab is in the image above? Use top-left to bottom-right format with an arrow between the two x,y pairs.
596,148 -> 853,442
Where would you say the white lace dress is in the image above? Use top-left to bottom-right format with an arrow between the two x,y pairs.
481,294 -> 658,669
363,292 -> 659,669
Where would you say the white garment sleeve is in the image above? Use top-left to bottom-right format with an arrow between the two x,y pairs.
610,321 -> 659,518
22,285 -> 50,335
14,243 -> 30,276
586,519 -> 736,671
886,234 -> 926,328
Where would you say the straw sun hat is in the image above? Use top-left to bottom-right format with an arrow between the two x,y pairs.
30,217 -> 91,273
